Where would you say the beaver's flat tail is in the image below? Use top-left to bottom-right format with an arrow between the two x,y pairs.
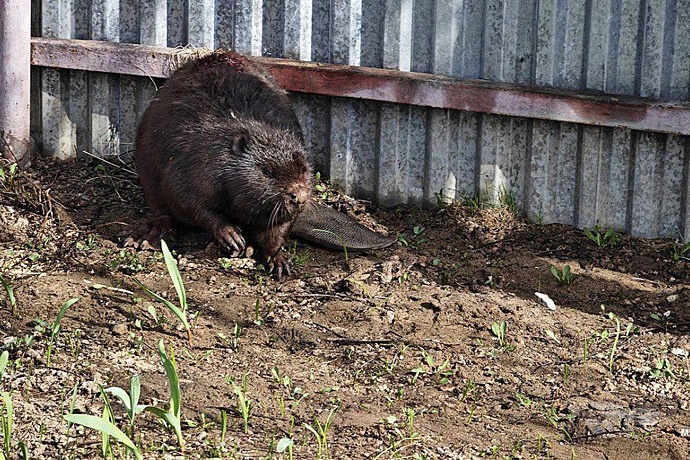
290,202 -> 397,251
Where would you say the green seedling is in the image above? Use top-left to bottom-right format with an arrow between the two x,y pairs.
133,240 -> 193,344
217,323 -> 242,351
491,321 -> 508,348
515,392 -> 533,407
63,413 -> 142,460
649,358 -> 675,380
410,349 -> 452,384
550,264 -> 573,285
314,172 -> 333,200
671,241 -> 690,262
271,367 -> 292,389
253,299 -> 270,326
288,241 -> 311,268
100,398 -> 114,458
276,437 -> 294,460
1,390 -> 13,460
106,374 -> 146,439
46,298 -> 80,366
0,351 -> 7,379
109,249 -> 146,273
604,310 -> 621,373
220,409 -> 228,445
64,383 -> 78,437
542,404 -> 574,441
583,225 -> 619,247
304,405 -> 337,460
497,185 -> 519,214
0,162 -> 18,185
459,379 -> 476,403
227,373 -> 253,434
145,340 -> 184,452
0,275 -> 17,317
98,385 -> 118,458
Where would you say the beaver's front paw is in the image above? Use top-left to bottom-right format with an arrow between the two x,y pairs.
265,250 -> 291,280
214,223 -> 246,256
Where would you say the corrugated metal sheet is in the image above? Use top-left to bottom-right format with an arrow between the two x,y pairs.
31,0 -> 690,239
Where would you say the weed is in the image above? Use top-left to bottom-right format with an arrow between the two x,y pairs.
649,358 -> 675,380
288,241 -> 311,267
304,405 -> 337,460
583,225 -> 619,248
671,241 -> 690,262
74,234 -> 97,252
0,162 -> 18,186
397,224 -> 428,249
550,264 -> 573,285
459,379 -> 476,402
46,298 -> 80,366
0,275 -> 17,317
109,249 -> 146,273
497,185 -> 519,214
271,366 -> 292,389
410,349 -> 452,384
227,373 -> 253,434
515,392 -> 532,407
218,257 -> 237,271
134,240 -> 193,344
542,404 -> 574,441
314,172 -> 332,200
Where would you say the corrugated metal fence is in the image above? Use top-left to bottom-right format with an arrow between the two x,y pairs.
31,0 -> 690,240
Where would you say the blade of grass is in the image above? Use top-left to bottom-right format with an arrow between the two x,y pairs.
63,414 -> 142,460
0,275 -> 16,317
132,278 -> 192,344
0,351 -> 8,378
160,240 -> 187,311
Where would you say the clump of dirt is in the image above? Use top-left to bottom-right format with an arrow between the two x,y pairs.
0,156 -> 689,459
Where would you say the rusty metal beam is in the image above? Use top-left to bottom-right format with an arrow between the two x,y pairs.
30,37 -> 690,136
0,0 -> 32,164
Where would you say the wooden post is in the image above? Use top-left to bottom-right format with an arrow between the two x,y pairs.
0,0 -> 32,164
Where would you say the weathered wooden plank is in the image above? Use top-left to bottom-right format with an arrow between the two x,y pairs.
30,37 -> 690,136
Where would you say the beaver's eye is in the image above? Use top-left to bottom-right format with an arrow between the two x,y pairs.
261,166 -> 273,177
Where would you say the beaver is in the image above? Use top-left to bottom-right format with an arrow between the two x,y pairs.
126,50 -> 313,278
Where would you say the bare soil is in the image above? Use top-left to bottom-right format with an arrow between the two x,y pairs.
1,156 -> 690,459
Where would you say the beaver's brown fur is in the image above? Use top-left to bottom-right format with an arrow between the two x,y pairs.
127,50 -> 313,278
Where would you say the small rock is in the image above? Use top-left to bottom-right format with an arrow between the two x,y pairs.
671,347 -> 688,357
667,294 -> 678,303
112,323 -> 128,335
535,292 -> 557,310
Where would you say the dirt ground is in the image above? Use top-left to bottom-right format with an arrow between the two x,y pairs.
1,156 -> 690,460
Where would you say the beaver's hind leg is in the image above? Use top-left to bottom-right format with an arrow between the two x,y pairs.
124,215 -> 173,250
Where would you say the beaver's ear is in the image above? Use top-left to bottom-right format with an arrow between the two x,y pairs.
232,133 -> 249,154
